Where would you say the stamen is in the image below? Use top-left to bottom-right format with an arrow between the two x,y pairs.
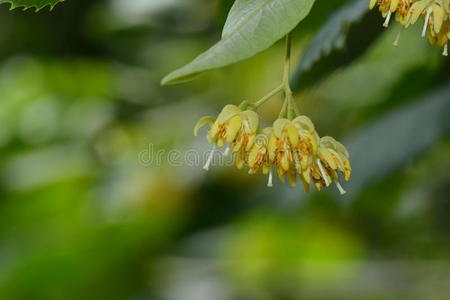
443,43 -> 448,56
223,146 -> 230,156
267,170 -> 273,187
422,8 -> 432,37
248,169 -> 254,175
316,159 -> 330,187
335,181 -> 347,195
393,29 -> 402,46
383,11 -> 392,28
203,145 -> 216,171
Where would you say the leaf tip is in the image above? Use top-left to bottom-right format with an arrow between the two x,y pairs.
160,75 -> 172,86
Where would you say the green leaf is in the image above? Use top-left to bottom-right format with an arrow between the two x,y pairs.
343,83 -> 450,195
0,0 -> 63,10
162,0 -> 316,85
292,0 -> 383,91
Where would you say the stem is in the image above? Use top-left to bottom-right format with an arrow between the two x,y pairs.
279,99 -> 288,118
283,34 -> 292,90
283,34 -> 296,120
248,32 -> 298,117
252,84 -> 284,108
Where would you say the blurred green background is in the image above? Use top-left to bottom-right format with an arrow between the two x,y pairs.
0,0 -> 449,299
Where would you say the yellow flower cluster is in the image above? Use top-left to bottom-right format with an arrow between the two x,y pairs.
195,105 -> 352,194
370,0 -> 450,55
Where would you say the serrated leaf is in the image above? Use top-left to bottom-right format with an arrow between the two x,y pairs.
162,0 -> 316,85
292,0 -> 383,91
0,0 -> 63,11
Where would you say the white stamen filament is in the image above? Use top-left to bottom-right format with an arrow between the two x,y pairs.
223,146 -> 230,156
393,29 -> 402,46
422,8 -> 432,37
383,11 -> 392,28
443,43 -> 448,56
335,181 -> 347,195
316,159 -> 330,187
267,170 -> 273,187
203,145 -> 216,171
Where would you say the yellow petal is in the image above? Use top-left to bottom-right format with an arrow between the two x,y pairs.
319,148 -> 337,170
432,4 -> 445,33
217,139 -> 224,147
232,140 -> 243,153
262,127 -> 274,136
277,168 -> 286,183
300,155 -> 308,171
330,149 -> 346,171
236,152 -> 245,169
343,159 -> 352,181
261,164 -> 269,175
246,134 -> 256,151
302,167 -> 311,184
280,153 -> 290,172
314,181 -> 322,191
390,0 -> 399,12
225,116 -> 242,143
241,111 -> 259,133
369,0 -> 377,9
208,121 -> 220,140
300,176 -> 311,192
268,135 -> 278,161
320,136 -> 349,158
408,1 -> 431,25
194,116 -> 215,136
288,169 -> 297,187
247,146 -> 260,168
287,124 -> 299,145
300,129 -> 318,154
292,115 -> 315,131
273,119 -> 290,138
217,105 -> 241,124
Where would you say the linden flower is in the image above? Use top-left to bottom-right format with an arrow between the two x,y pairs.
396,0 -> 414,26
309,137 -> 352,195
427,20 -> 450,55
247,128 -> 273,178
407,0 -> 449,54
407,0 -> 445,34
370,0 -> 406,27
267,116 -> 320,187
370,0 -> 450,53
194,104 -> 259,170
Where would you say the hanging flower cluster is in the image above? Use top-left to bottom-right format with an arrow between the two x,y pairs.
195,104 -> 351,195
370,0 -> 450,55
193,35 -> 352,195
